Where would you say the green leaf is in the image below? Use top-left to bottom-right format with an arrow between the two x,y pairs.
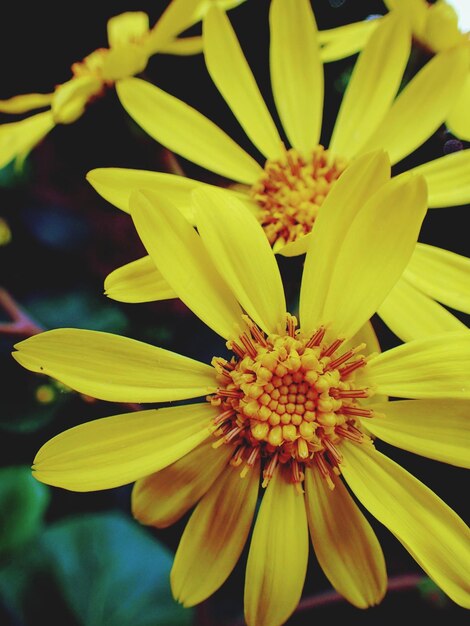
41,512 -> 193,626
0,466 -> 50,556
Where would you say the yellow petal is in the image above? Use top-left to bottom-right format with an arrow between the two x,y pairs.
132,438 -> 233,528
117,78 -> 262,185
366,399 -> 470,468
33,404 -> 214,492
0,92 -> 53,114
203,6 -> 283,160
305,466 -> 386,608
378,275 -> 467,342
193,187 -> 286,335
358,331 -> 470,399
107,11 -> 149,48
329,13 -> 410,159
446,74 -> 470,142
360,47 -> 468,165
157,35 -> 203,56
52,76 -> 102,125
300,150 -> 391,335
341,441 -> 470,609
171,462 -> 259,606
318,19 -> 379,63
383,0 -> 428,36
269,0 -> 323,153
0,111 -> 55,169
408,149 -> 470,208
104,256 -> 176,303
301,169 -> 427,340
100,45 -> 148,82
86,167 -> 207,218
12,328 -> 216,403
130,189 -> 244,339
244,466 -> 309,626
404,243 -> 470,314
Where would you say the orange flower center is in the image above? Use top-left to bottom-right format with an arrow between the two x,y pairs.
209,315 -> 374,490
251,146 -> 348,251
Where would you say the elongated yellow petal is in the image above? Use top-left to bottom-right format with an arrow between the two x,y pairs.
269,0 -> 323,153
329,13 -> 410,159
104,256 -> 176,303
12,328 -> 216,403
130,189 -> 244,339
318,19 -> 378,63
52,76 -> 102,124
358,332 -> 470,399
117,78 -> 262,185
157,35 -> 203,55
193,187 -> 286,335
244,466 -> 308,626
107,11 -> 149,48
341,441 -> 470,608
300,150 -> 391,335
33,404 -> 214,492
302,170 -> 427,340
101,45 -> 148,82
132,439 -> 233,528
203,6 -> 283,160
360,47 -> 468,164
404,243 -> 470,314
171,462 -> 259,606
446,74 -> 470,142
0,111 -> 55,168
383,0 -> 428,36
378,276 -> 467,342
0,92 -> 53,114
408,149 -> 470,207
305,466 -> 386,608
367,399 -> 470,468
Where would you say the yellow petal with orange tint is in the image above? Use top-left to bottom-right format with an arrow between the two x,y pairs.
104,256 -> 176,303
33,404 -> 214,492
305,466 -> 386,608
12,328 -> 216,403
117,78 -> 262,185
341,441 -> 470,609
357,331 -> 470,399
203,6 -> 283,160
366,399 -> 470,468
132,438 -> 233,528
244,466 -> 309,626
171,462 -> 259,606
193,186 -> 286,335
130,189 -> 245,339
107,11 -> 149,48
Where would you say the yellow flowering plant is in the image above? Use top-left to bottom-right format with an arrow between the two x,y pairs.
12,152 -> 470,626
86,0 -> 470,343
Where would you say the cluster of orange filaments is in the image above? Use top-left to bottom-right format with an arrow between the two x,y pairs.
251,146 -> 348,249
208,315 -> 374,490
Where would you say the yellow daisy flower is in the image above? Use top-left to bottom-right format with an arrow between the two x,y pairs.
0,0 -> 245,169
12,153 -> 470,625
319,0 -> 470,141
87,0 -> 470,343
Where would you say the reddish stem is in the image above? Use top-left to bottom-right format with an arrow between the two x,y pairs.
0,287 -> 44,336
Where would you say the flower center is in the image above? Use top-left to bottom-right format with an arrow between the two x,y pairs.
208,315 -> 374,490
251,146 -> 348,251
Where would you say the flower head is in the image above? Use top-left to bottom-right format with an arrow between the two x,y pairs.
0,0 -> 246,168
13,153 -> 470,625
87,0 -> 470,342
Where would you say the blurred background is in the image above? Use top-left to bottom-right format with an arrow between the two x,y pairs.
0,1 -> 469,624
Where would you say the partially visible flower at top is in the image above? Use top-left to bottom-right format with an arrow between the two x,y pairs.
0,0 -> 246,169
12,153 -> 470,626
87,0 -> 470,343
319,0 -> 470,141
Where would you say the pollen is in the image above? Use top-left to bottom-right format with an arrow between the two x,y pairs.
209,314 -> 374,490
251,146 -> 348,250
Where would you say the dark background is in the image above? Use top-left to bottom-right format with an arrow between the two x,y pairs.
0,1 -> 469,625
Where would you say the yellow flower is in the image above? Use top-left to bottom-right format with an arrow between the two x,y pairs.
13,153 -> 470,625
0,0 -> 246,169
87,0 -> 470,343
319,0 -> 470,141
